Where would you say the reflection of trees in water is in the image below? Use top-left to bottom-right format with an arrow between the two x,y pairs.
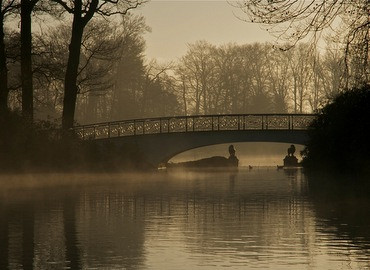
97,172 -> 315,263
78,190 -> 146,269
0,197 -> 35,270
63,194 -> 81,270
0,190 -> 68,269
22,204 -> 34,270
0,171 -> 312,268
0,186 -> 147,270
309,180 -> 370,255
0,202 -> 9,270
3,171 -> 368,268
178,192 -> 315,260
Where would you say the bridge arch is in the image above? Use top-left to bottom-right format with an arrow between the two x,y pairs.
75,114 -> 315,167
97,129 -> 309,167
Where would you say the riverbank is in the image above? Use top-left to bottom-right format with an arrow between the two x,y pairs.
301,84 -> 370,181
0,112 -> 152,173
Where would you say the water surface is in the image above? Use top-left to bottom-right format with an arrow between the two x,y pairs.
0,168 -> 369,269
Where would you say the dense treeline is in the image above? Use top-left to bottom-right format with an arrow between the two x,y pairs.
1,1 -> 368,125
1,0 -> 144,128
75,39 -> 364,123
301,84 -> 370,178
0,0 -> 149,172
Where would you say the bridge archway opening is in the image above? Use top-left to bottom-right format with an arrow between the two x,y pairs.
169,142 -> 305,167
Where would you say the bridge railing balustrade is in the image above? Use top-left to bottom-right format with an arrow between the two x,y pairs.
194,116 -> 213,131
244,115 -> 263,130
265,115 -> 289,130
291,115 -> 314,130
169,118 -> 187,133
73,114 -> 316,140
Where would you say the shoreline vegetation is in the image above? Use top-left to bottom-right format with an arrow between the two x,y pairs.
0,112 -> 151,173
301,84 -> 370,181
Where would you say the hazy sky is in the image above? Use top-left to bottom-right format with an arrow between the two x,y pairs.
136,0 -> 274,61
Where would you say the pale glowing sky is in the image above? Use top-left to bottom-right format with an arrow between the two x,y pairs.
136,0 -> 274,61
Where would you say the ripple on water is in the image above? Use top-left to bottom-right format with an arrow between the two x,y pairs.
0,169 -> 369,269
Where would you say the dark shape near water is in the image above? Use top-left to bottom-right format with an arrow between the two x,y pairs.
283,155 -> 299,167
167,145 -> 239,169
278,144 -> 300,169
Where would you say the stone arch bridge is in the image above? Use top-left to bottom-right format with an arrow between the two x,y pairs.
73,114 -> 316,167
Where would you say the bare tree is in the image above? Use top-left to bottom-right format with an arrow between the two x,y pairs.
212,44 -> 243,114
0,0 -> 17,115
52,0 -> 144,129
244,43 -> 272,113
33,17 -> 126,122
307,50 -> 330,112
265,47 -> 290,113
320,42 -> 344,99
288,44 -> 312,113
20,0 -> 42,121
236,0 -> 369,87
109,14 -> 148,120
179,41 -> 215,114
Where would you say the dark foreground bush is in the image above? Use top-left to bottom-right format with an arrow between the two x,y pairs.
0,112 -> 150,172
301,84 -> 370,178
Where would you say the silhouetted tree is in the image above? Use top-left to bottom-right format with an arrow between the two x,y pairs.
109,14 -> 148,120
236,0 -> 369,87
241,43 -> 272,113
175,42 -> 337,115
302,84 -> 370,175
308,51 -> 325,112
179,41 -> 215,114
20,0 -> 41,121
320,43 -> 344,99
288,44 -> 312,113
51,0 -> 144,129
212,44 -> 244,113
0,0 -> 17,115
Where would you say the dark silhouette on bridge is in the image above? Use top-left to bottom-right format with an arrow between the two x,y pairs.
73,114 -> 316,167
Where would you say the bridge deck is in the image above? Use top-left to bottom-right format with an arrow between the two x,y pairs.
73,114 -> 316,140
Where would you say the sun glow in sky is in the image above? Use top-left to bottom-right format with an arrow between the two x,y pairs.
136,0 -> 274,61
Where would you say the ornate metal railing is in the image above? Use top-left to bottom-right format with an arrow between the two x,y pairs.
73,114 -> 316,140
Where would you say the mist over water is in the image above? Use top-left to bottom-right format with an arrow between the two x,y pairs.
0,169 -> 369,269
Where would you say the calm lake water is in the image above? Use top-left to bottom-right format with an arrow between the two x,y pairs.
0,168 -> 369,269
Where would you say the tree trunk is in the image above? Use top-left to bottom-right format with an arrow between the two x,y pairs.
0,17 -> 8,114
62,18 -> 84,130
61,0 -> 98,130
21,0 -> 34,121
181,79 -> 187,115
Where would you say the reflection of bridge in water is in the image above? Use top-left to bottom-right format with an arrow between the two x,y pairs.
73,114 -> 316,166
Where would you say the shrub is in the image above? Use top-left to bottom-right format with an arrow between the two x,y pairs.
301,84 -> 370,177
